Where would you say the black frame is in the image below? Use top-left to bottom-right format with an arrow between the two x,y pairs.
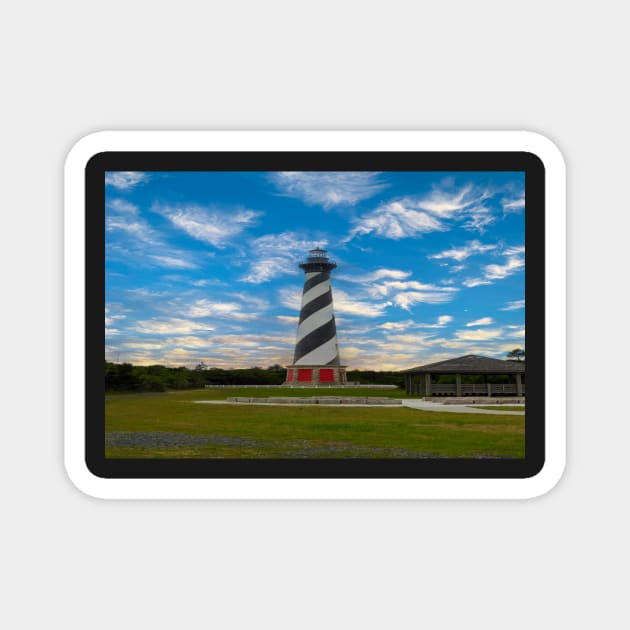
87,151 -> 544,479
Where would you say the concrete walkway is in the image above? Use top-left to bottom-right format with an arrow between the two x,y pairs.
193,399 -> 524,415
401,399 -> 524,415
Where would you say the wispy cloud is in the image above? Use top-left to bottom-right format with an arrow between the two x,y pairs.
106,214 -> 198,269
462,278 -> 492,288
484,256 -> 524,280
455,328 -> 503,341
378,320 -> 414,331
393,291 -> 457,310
269,172 -> 387,209
367,279 -> 458,298
184,299 -> 260,321
105,171 -> 149,190
276,315 -> 299,325
429,240 -> 497,262
500,299 -> 525,311
334,289 -> 391,317
502,194 -> 525,212
462,250 -> 525,288
345,182 -> 502,242
461,206 -> 495,233
106,216 -> 161,246
346,201 -> 445,241
148,255 -> 198,270
415,184 -> 480,217
338,268 -> 412,283
377,315 -> 453,331
132,318 -> 215,335
465,317 -> 494,327
239,232 -> 325,283
155,204 -> 261,248
107,198 -> 139,214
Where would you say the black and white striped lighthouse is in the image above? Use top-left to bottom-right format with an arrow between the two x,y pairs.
285,248 -> 347,386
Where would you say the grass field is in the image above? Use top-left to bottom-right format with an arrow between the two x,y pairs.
105,387 -> 525,459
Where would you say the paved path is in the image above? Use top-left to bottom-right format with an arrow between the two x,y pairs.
193,399 -> 524,415
401,399 -> 524,415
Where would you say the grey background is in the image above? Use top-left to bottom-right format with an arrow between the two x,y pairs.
1,1 -> 627,627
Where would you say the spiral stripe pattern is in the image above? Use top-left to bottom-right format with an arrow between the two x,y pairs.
293,271 -> 341,366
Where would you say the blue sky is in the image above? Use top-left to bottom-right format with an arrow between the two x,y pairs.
105,170 -> 525,370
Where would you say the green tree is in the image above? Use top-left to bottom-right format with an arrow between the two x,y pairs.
506,348 -> 525,361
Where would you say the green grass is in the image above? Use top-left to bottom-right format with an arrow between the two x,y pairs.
199,386 -> 409,399
105,388 -> 524,459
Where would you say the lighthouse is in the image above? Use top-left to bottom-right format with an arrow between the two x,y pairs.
285,248 -> 347,386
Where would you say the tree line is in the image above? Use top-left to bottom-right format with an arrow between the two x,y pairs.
105,362 -> 406,392
105,349 -> 523,392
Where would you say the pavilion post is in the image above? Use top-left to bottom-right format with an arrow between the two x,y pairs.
456,373 -> 462,396
516,373 -> 523,396
425,373 -> 431,396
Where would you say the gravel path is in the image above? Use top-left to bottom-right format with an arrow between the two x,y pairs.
106,431 -> 447,458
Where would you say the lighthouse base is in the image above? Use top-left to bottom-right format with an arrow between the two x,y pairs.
284,365 -> 347,386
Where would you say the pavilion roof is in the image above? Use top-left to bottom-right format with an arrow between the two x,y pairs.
403,354 -> 525,374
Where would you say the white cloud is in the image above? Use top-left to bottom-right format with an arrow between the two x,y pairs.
500,299 -> 525,311
133,318 -> 215,335
415,184 -> 477,216
465,317 -> 494,327
503,195 -> 525,212
484,256 -> 524,280
149,255 -> 198,270
184,299 -> 259,321
105,307 -> 127,327
107,198 -> 138,214
429,240 -> 497,262
330,289 -> 391,317
106,217 -> 161,246
461,206 -> 495,232
384,333 -> 434,346
346,201 -> 444,241
344,182 -> 506,241
502,245 -> 525,256
240,232 -> 326,283
156,204 -> 261,248
455,328 -> 503,341
121,341 -> 166,350
278,287 -> 302,312
394,291 -> 456,310
107,215 -> 199,270
462,251 -> 525,288
437,315 -> 453,325
448,265 -> 466,274
378,320 -> 414,331
462,278 -> 492,288
276,315 -> 299,325
508,326 -> 525,338
338,268 -> 411,283
367,279 -> 458,298
269,172 -> 387,208
105,172 -> 149,190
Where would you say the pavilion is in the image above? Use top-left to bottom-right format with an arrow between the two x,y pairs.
403,355 -> 525,397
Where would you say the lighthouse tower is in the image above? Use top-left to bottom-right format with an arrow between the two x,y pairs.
285,248 -> 347,386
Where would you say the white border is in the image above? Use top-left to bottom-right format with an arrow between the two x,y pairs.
64,131 -> 566,500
